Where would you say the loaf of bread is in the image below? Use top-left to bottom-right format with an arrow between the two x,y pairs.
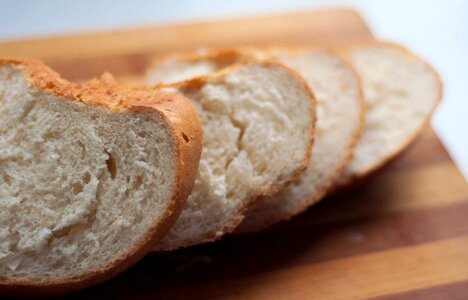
336,42 -> 443,184
147,61 -> 316,251
0,59 -> 203,296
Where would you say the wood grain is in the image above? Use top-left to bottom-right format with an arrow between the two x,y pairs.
0,8 -> 465,300
193,236 -> 468,300
373,280 -> 468,300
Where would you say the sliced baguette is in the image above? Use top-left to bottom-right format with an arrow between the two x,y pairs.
0,59 -> 203,296
146,48 -> 364,232
336,42 -> 443,184
147,61 -> 316,251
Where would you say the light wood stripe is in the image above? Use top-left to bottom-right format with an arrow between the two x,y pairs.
356,163 -> 467,209
372,280 -> 468,299
260,200 -> 468,267
301,163 -> 468,227
0,9 -> 371,60
162,236 -> 468,299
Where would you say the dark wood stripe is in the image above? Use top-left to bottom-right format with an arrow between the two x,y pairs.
69,200 -> 468,299
269,199 -> 468,266
371,280 -> 468,300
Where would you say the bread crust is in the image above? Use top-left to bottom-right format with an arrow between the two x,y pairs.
149,57 -> 316,250
235,48 -> 366,233
0,58 -> 203,296
334,41 -> 443,186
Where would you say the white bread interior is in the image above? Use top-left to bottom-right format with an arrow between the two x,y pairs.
150,61 -> 315,250
0,61 -> 201,293
337,42 -> 442,183
237,50 -> 363,232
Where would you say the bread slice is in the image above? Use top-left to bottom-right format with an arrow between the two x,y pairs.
147,61 -> 316,251
0,59 -> 203,296
236,49 -> 364,232
336,42 -> 443,184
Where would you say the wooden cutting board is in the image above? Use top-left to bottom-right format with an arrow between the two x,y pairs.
1,9 -> 467,299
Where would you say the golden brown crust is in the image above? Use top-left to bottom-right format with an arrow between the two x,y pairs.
0,58 -> 203,296
333,41 -> 444,186
150,58 -> 316,249
236,48 -> 367,234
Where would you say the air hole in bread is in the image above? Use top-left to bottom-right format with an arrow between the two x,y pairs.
52,225 -> 73,239
105,151 -> 117,180
43,130 -> 60,140
19,101 -> 37,121
82,171 -> 91,184
231,118 -> 245,151
182,132 -> 190,143
2,173 -> 11,185
76,141 -> 86,159
72,181 -> 83,195
70,171 -> 92,195
133,176 -> 143,189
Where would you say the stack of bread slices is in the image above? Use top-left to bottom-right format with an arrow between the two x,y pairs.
0,41 -> 442,295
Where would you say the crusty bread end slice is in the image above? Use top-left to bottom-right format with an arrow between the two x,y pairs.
0,59 -> 203,296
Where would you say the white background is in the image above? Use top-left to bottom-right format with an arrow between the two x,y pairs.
1,0 -> 467,180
